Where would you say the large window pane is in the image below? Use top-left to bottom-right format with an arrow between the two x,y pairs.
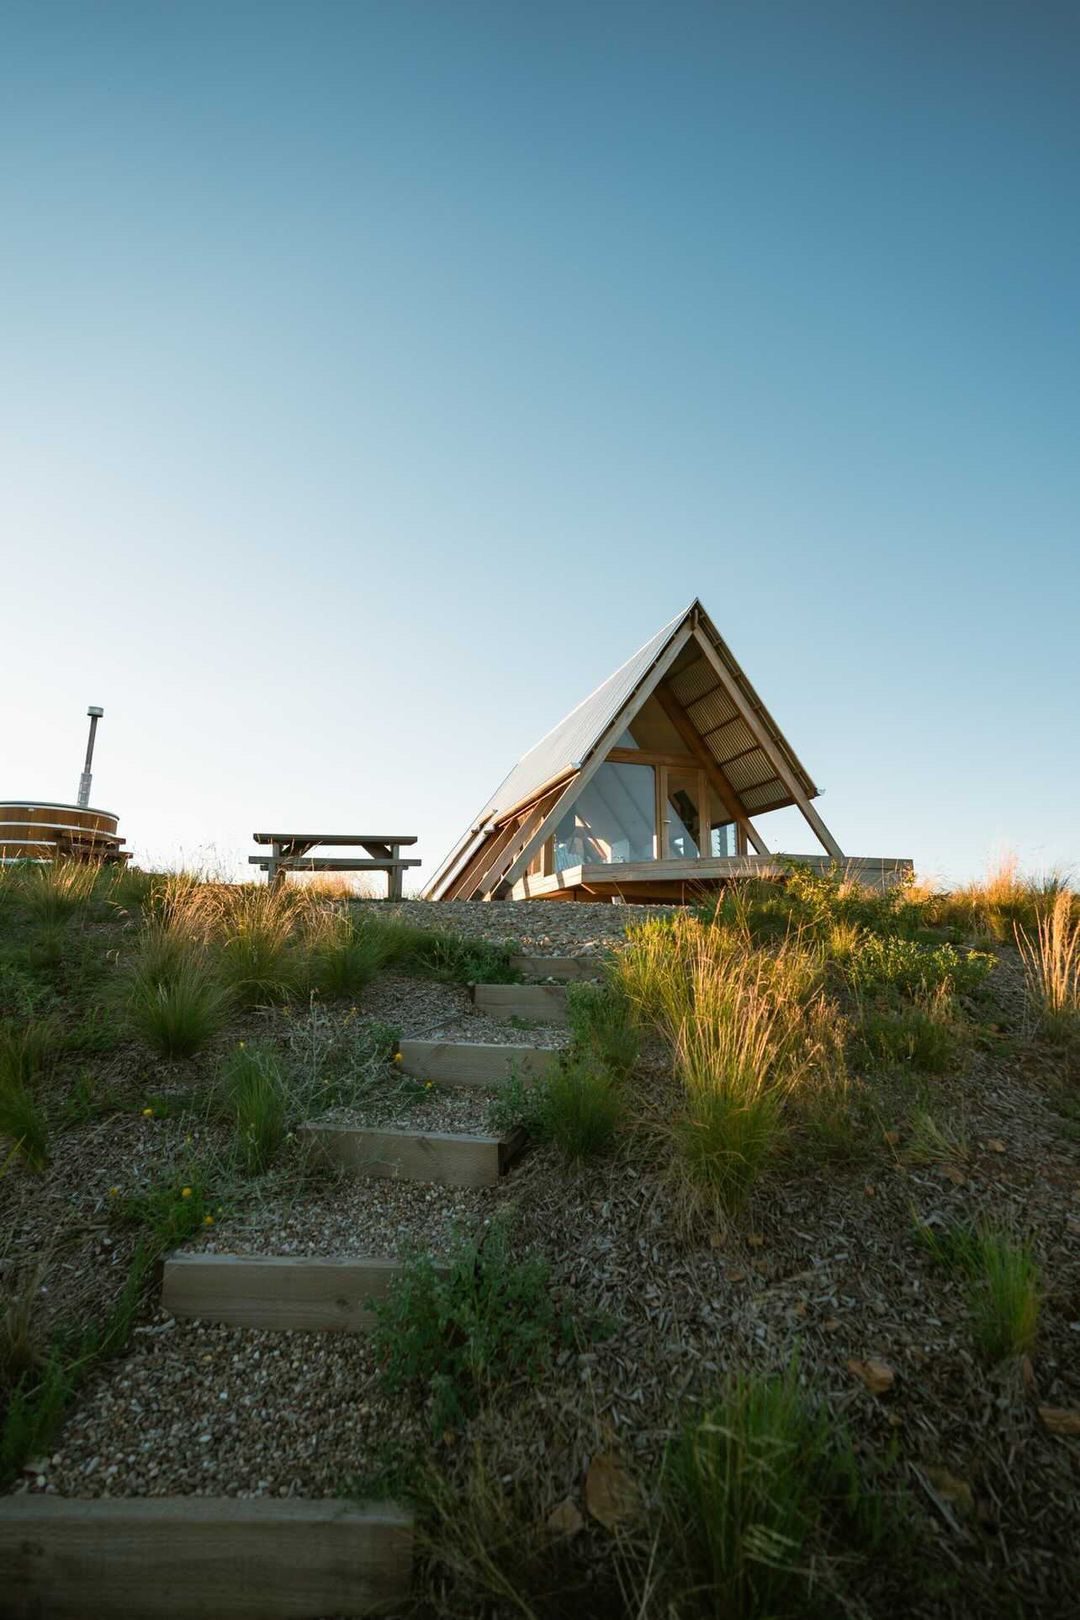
664,769 -> 701,858
554,763 -> 655,868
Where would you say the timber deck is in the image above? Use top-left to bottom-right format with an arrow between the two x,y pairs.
509,853 -> 912,901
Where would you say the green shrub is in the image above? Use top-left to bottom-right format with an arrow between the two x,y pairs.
915,1220 -> 1040,1362
566,980 -> 639,1080
128,957 -> 231,1058
18,862 -> 98,929
219,1043 -> 287,1172
844,935 -> 993,1002
665,1364 -> 884,1619
372,1218 -> 564,1431
493,1053 -> 621,1162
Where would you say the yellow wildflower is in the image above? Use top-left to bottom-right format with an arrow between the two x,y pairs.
108,1186 -> 119,1198
238,1040 -> 246,1049
393,1052 -> 403,1064
203,1214 -> 215,1227
142,1107 -> 154,1118
181,1187 -> 192,1199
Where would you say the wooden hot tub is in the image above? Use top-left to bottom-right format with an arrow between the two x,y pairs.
0,802 -> 128,865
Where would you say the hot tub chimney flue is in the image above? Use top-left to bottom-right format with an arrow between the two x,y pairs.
77,706 -> 104,808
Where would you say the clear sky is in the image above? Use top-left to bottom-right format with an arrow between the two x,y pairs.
2,1 -> 1077,888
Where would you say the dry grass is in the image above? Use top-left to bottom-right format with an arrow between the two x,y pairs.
1016,888 -> 1080,1041
618,917 -> 846,1221
939,854 -> 1072,942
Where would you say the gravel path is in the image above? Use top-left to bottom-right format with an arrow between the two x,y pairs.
40,1318 -> 407,1501
357,971 -> 568,1048
352,898 -> 670,956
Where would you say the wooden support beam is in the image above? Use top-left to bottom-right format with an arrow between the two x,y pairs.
0,1495 -> 412,1620
689,632 -> 844,861
652,682 -> 770,855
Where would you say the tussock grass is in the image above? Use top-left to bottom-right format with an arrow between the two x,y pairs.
127,953 -> 231,1059
16,862 -> 98,928
302,909 -> 392,999
1016,888 -> 1080,1043
218,1043 -> 287,1172
665,1364 -> 883,1619
0,1018 -> 60,1168
619,918 -> 846,1218
915,1220 -> 1040,1361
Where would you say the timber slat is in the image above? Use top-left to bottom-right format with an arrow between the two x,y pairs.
162,1253 -> 403,1332
510,954 -> 604,982
396,1039 -> 560,1088
471,983 -> 569,1024
0,1494 -> 412,1619
299,1122 -> 527,1186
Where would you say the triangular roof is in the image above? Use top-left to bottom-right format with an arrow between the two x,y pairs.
425,598 -> 834,900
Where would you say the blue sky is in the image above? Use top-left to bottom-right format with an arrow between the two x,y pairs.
2,2 -> 1077,886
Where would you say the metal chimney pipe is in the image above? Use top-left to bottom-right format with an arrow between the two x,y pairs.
77,706 -> 104,808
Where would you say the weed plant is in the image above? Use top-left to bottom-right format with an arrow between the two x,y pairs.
373,1217 -> 566,1431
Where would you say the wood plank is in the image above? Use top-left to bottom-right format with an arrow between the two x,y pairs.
396,1039 -> 560,1088
472,983 -> 569,1024
510,954 -> 604,981
253,833 -> 418,845
161,1253 -> 404,1331
248,858 -> 421,871
299,1123 -> 525,1186
0,1495 -> 412,1620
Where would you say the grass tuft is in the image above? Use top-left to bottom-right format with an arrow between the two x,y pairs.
218,1042 -> 287,1172
915,1220 -> 1040,1361
1016,888 -> 1080,1043
665,1364 -> 883,1618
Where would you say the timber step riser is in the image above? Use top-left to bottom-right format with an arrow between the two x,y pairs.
300,1123 -> 527,1187
509,954 -> 604,982
396,1039 -> 560,1089
162,1253 -> 412,1333
471,983 -> 569,1024
0,1495 -> 412,1620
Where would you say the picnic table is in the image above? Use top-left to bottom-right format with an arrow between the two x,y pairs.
249,833 -> 420,900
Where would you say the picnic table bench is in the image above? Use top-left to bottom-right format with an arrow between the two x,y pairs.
249,833 -> 420,900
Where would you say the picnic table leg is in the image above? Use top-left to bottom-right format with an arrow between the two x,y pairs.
269,841 -> 285,893
388,847 -> 403,902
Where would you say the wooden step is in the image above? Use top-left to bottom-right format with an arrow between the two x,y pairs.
0,1494 -> 412,1619
510,954 -> 604,982
472,982 -> 569,1024
396,1039 -> 559,1089
300,1122 -> 527,1186
162,1253 -> 405,1332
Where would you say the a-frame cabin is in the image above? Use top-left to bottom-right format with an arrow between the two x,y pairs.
425,600 -> 910,902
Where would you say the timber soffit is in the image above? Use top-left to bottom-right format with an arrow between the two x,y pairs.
424,599 -> 822,899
